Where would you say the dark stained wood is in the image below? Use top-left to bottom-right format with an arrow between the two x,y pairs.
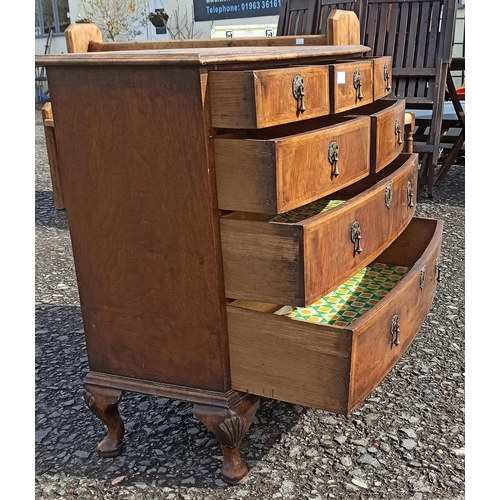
277,0 -> 319,36
220,153 -> 418,306
46,64 -> 230,392
214,115 -> 371,213
227,217 -> 443,414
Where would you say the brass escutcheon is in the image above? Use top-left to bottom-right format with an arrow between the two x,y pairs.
328,141 -> 340,178
385,181 -> 393,208
353,68 -> 364,101
350,221 -> 363,254
292,75 -> 306,114
390,315 -> 400,347
384,63 -> 391,91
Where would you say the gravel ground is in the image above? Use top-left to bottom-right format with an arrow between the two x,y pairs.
35,107 -> 465,500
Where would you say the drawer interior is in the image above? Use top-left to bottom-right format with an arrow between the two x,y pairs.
228,217 -> 439,320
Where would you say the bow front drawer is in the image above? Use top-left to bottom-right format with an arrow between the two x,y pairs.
330,60 -> 374,113
214,115 -> 371,214
372,56 -> 393,101
220,153 -> 418,306
345,98 -> 406,172
227,216 -> 443,414
209,66 -> 330,129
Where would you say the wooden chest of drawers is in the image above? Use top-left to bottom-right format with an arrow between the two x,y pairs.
36,38 -> 442,486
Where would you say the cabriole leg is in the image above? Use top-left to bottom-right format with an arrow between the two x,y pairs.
193,394 -> 259,485
84,383 -> 124,458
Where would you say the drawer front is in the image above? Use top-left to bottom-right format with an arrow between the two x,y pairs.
372,56 -> 393,101
220,153 -> 418,306
330,60 -> 374,114
346,98 -> 406,172
209,66 -> 330,129
214,116 -> 371,214
227,217 -> 443,414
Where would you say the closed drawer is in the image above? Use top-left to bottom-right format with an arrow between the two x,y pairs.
227,216 -> 443,414
209,66 -> 330,129
330,60 -> 373,114
372,56 -> 393,101
345,98 -> 406,172
214,115 -> 371,214
220,153 -> 418,306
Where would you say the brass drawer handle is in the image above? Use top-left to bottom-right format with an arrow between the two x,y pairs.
292,75 -> 306,114
384,63 -> 391,91
353,68 -> 364,101
350,221 -> 363,254
407,180 -> 414,208
328,141 -> 340,179
385,181 -> 393,209
420,265 -> 426,289
395,118 -> 403,145
390,315 -> 400,347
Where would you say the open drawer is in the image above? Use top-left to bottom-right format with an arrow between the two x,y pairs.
220,153 -> 418,306
344,98 -> 406,173
214,115 -> 371,214
227,217 -> 443,414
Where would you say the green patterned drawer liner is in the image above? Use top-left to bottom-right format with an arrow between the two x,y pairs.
271,197 -> 346,223
282,262 -> 409,327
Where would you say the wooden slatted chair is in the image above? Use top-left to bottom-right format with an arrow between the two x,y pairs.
358,0 -> 458,197
276,0 -> 319,36
314,0 -> 364,35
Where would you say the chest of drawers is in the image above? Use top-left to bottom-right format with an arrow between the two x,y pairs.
36,38 -> 442,485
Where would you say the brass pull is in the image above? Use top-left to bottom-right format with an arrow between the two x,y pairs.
350,221 -> 363,254
384,63 -> 391,91
292,75 -> 306,114
353,68 -> 364,101
420,265 -> 426,290
328,141 -> 340,179
395,118 -> 403,145
435,257 -> 442,282
390,315 -> 400,347
407,180 -> 414,208
385,181 -> 393,209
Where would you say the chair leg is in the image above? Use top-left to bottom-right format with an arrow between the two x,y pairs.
435,130 -> 465,185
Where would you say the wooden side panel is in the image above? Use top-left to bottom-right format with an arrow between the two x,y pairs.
372,55 -> 393,101
210,66 -> 330,129
65,23 -> 102,53
214,116 -> 371,213
327,10 -> 361,46
46,65 -> 229,392
348,217 -> 443,412
227,305 -> 352,413
330,59 -> 373,113
303,153 -> 418,303
41,102 -> 65,210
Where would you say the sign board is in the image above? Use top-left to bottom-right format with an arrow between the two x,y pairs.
193,0 -> 282,22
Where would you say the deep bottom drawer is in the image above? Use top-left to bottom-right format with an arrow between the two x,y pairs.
227,217 -> 443,414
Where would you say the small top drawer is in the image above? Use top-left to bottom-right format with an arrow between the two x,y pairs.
209,66 -> 330,129
330,60 -> 373,114
372,56 -> 393,101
